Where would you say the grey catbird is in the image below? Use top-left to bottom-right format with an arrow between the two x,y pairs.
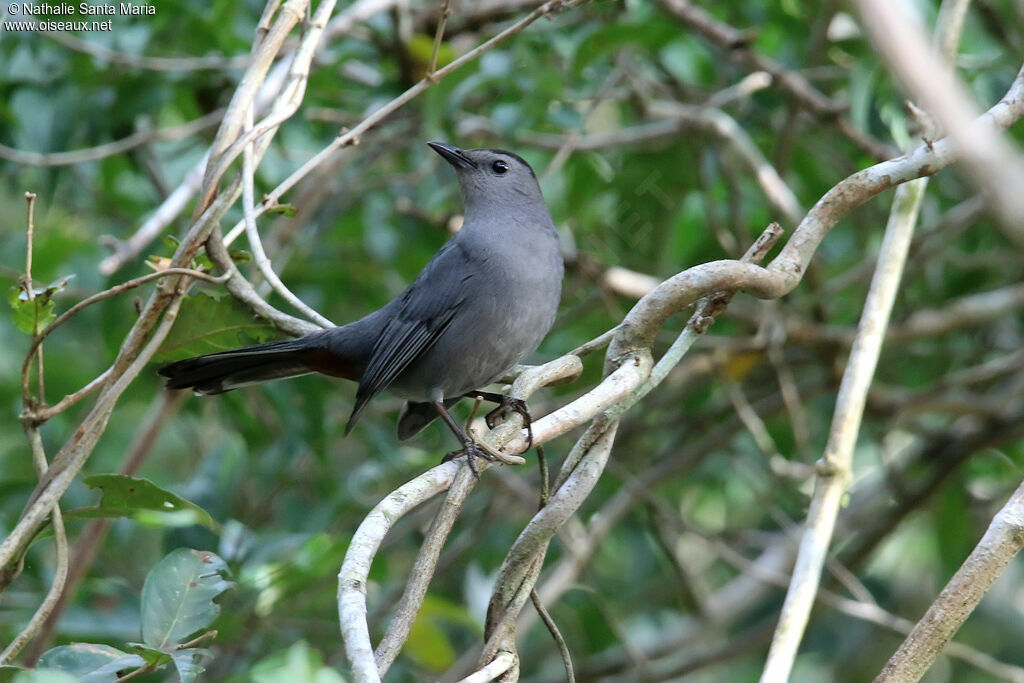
159,141 -> 563,470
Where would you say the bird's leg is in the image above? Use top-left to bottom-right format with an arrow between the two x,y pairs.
435,400 -> 497,478
462,391 -> 534,450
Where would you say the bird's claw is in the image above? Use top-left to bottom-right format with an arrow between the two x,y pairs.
484,396 -> 534,449
441,429 -> 526,476
443,442 -> 498,478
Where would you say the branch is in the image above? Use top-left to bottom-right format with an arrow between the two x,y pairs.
224,0 -> 590,247
0,175 -> 242,574
337,354 -> 582,682
373,465 -> 479,674
0,427 -> 68,664
457,652 -> 516,683
657,0 -> 895,161
0,110 -> 223,167
241,102 -> 335,328
761,177 -> 926,681
338,461 -> 462,683
99,160 -> 207,275
20,268 -> 229,416
108,0 -> 402,272
763,10 -> 1015,675
331,59 -> 1024,661
205,229 -> 322,337
40,27 -> 250,71
195,0 -> 309,215
855,0 -> 1024,247
604,64 -> 1024,369
875,479 -> 1024,682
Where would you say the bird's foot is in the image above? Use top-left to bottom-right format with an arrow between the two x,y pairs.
442,441 -> 497,478
441,428 -> 525,477
484,396 -> 534,449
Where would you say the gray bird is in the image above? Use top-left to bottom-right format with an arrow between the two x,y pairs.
159,141 -> 563,470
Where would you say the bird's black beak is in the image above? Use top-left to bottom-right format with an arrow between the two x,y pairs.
428,141 -> 478,169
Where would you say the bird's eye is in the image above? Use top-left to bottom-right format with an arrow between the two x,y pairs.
491,160 -> 509,174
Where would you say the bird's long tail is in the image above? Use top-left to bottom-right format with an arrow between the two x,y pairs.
158,334 -> 359,395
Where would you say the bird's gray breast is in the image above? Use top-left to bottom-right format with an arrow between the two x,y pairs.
389,225 -> 562,401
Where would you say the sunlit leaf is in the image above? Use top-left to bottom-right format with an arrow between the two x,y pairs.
65,474 -> 216,531
152,291 -> 278,362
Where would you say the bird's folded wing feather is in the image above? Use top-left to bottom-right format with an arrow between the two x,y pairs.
344,241 -> 474,432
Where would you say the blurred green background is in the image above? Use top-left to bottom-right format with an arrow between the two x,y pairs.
2,0 -> 1024,680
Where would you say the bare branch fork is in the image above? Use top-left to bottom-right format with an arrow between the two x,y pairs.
335,65 -> 1024,680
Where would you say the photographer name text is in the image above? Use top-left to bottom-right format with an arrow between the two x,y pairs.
13,2 -> 154,15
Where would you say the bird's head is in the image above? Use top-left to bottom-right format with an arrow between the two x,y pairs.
427,141 -> 545,216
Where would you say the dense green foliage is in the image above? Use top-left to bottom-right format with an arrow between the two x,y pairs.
2,0 -> 1024,680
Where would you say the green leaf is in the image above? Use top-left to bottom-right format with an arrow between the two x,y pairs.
407,33 -> 455,71
403,595 -> 476,672
8,289 -> 53,335
227,248 -> 252,264
10,672 -> 79,683
170,649 -> 210,683
153,291 -> 278,363
125,644 -> 172,667
66,475 -> 216,531
36,644 -> 145,683
140,549 -> 234,650
7,275 -> 73,334
264,203 -> 298,217
248,641 -> 345,683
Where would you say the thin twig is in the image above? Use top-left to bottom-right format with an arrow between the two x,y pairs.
0,428 -> 68,664
112,662 -> 159,682
658,0 -> 895,161
567,326 -> 618,357
24,192 -> 35,296
0,110 -> 224,167
227,0 -> 590,246
241,104 -> 334,328
32,369 -> 114,424
531,589 -> 575,683
121,0 -> 400,269
22,192 -> 45,404
20,268 -> 229,416
0,178 -> 240,575
426,0 -> 453,78
99,159 -> 208,275
536,444 -> 550,508
206,229 -> 320,337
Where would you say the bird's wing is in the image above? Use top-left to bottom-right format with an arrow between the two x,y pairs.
345,240 -> 474,433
